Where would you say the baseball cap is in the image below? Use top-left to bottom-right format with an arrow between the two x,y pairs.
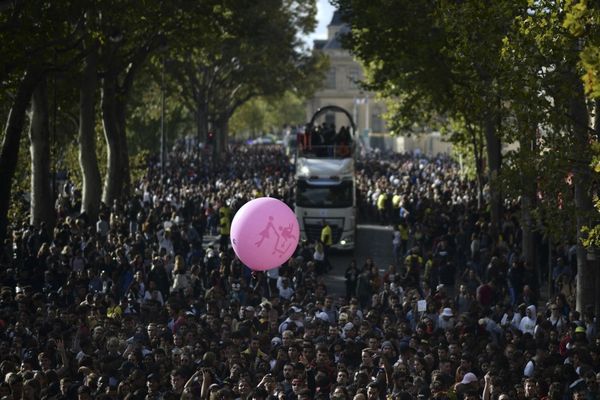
316,312 -> 329,323
441,308 -> 453,317
460,372 -> 478,385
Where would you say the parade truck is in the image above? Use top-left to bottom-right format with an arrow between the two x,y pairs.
294,105 -> 357,250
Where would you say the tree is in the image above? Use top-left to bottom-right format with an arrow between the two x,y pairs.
334,0 -> 518,238
78,33 -> 102,221
28,77 -> 54,227
0,0 -> 84,241
168,0 -> 326,155
502,0 -> 598,311
229,91 -> 308,138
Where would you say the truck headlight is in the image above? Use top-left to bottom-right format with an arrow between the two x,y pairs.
340,235 -> 354,245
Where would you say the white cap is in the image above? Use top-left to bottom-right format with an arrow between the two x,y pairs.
460,372 -> 478,385
316,312 -> 329,323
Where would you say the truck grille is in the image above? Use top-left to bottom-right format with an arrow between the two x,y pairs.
304,218 -> 344,244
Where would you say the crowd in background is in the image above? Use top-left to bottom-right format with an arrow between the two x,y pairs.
0,142 -> 593,400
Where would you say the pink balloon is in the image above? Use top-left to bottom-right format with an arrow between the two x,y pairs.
230,197 -> 300,271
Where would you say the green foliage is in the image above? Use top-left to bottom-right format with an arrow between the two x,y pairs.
563,0 -> 600,97
336,0 -> 599,252
166,0 -> 326,137
127,64 -> 194,155
229,91 -> 307,137
582,142 -> 600,248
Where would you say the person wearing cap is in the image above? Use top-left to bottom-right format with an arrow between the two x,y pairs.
454,372 -> 479,396
342,322 -> 355,340
438,307 -> 455,330
381,341 -> 396,364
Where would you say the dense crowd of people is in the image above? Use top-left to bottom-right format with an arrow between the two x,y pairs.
0,142 -> 593,400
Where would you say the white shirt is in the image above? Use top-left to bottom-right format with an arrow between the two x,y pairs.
277,277 -> 294,300
519,316 -> 536,335
501,312 -> 522,330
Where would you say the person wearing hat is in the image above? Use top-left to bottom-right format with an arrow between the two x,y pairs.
454,372 -> 479,396
438,307 -> 455,330
341,322 -> 355,340
381,340 -> 397,366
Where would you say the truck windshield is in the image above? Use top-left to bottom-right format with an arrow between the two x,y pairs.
296,180 -> 353,208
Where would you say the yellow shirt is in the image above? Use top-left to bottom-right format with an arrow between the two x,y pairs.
321,225 -> 333,246
107,305 -> 122,319
219,206 -> 231,218
377,193 -> 388,210
399,225 -> 409,241
220,215 -> 231,235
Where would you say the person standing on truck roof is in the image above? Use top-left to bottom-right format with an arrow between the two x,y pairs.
320,220 -> 333,271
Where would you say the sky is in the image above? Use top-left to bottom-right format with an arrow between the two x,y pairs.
305,0 -> 336,45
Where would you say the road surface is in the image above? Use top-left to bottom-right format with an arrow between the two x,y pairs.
324,224 -> 395,297
203,224 -> 395,297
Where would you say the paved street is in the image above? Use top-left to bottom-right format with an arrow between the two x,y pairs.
204,223 -> 395,298
324,224 -> 395,296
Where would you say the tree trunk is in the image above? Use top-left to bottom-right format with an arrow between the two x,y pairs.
469,128 -> 484,210
116,99 -> 131,196
0,67 -> 41,242
196,100 -> 208,144
483,114 -> 502,240
79,46 -> 102,221
215,118 -> 229,156
101,70 -> 123,205
28,77 -> 55,228
521,194 -> 536,273
521,135 -> 538,280
570,77 -> 596,312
